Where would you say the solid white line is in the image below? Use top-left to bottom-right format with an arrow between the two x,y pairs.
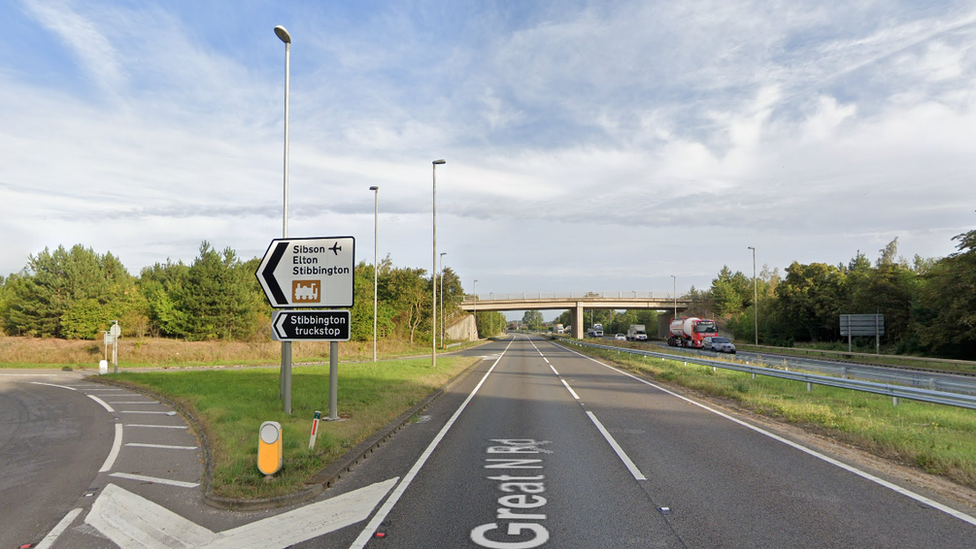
99,423 -> 124,473
125,424 -> 186,429
87,394 -> 115,412
348,337 -> 517,549
109,472 -> 200,488
561,379 -> 581,400
106,401 -> 159,404
586,411 -> 647,481
563,344 -> 976,527
34,507 -> 83,549
118,410 -> 171,414
125,443 -> 198,450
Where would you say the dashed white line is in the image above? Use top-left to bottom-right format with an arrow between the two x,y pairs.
87,394 -> 115,412
34,508 -> 83,549
586,411 -> 647,481
109,472 -> 200,488
561,379 -> 580,400
99,424 -> 124,472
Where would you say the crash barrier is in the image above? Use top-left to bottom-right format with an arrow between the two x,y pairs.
561,340 -> 976,411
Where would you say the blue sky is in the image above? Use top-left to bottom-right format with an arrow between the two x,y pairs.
2,0 -> 975,314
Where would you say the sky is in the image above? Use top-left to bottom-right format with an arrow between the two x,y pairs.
2,0 -> 975,320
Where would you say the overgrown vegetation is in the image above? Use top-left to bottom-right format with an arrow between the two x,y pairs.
566,342 -> 976,490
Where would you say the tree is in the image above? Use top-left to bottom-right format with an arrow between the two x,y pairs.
380,266 -> 430,344
522,310 -> 544,331
914,229 -> 976,357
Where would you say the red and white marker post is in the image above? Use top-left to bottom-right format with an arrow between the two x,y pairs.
308,410 -> 321,449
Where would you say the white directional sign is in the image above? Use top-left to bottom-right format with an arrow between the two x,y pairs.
272,310 -> 351,341
256,237 -> 355,308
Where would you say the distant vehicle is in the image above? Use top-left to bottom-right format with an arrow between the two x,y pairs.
626,324 -> 647,341
668,317 -> 718,348
554,323 -> 564,334
587,323 -> 604,337
704,336 -> 736,354
614,333 -> 626,341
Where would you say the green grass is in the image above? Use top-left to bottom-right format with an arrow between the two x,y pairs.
566,343 -> 976,490
105,355 -> 479,499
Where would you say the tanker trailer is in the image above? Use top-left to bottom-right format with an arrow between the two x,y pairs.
668,317 -> 718,348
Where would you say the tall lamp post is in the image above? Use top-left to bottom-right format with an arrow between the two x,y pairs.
440,252 -> 447,348
274,24 -> 293,414
370,186 -> 379,362
432,159 -> 445,367
671,275 -> 677,321
473,279 -> 478,339
748,246 -> 758,345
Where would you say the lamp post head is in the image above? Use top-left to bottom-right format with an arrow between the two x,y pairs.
274,25 -> 292,44
369,185 -> 379,191
432,159 -> 446,165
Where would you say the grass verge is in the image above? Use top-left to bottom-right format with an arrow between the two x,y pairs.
104,355 -> 479,499
563,342 -> 976,491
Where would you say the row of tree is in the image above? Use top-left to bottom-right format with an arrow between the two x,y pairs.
0,242 -> 480,344
697,231 -> 976,358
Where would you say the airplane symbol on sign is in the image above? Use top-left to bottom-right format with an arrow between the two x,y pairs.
330,242 -> 341,255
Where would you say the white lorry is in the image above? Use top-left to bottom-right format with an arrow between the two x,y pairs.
626,324 -> 647,341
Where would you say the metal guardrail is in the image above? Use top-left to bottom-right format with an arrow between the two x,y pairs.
464,291 -> 686,301
744,343 -> 976,368
562,340 -> 976,411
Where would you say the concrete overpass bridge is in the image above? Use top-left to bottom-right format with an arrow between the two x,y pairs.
459,292 -> 694,340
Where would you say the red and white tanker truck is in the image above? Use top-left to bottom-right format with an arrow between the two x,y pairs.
668,317 -> 719,348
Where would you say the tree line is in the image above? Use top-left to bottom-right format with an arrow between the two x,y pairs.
698,230 -> 976,358
0,242 -> 469,344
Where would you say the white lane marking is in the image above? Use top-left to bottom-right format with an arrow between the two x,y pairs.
87,394 -> 115,412
586,411 -> 646,481
35,507 -> 83,549
99,424 -> 124,472
560,379 -> 580,400
87,479 -> 397,549
125,424 -> 187,429
563,344 -> 976,527
125,443 -> 198,450
29,381 -> 77,391
108,472 -> 200,488
119,410 -> 176,415
106,401 -> 159,404
85,388 -> 125,391
548,363 -> 560,375
349,338 -> 517,549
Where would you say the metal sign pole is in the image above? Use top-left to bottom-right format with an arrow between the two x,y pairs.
328,341 -> 339,420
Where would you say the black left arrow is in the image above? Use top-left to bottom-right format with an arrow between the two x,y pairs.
261,241 -> 289,306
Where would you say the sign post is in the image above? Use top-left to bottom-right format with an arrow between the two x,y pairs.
256,237 -> 355,415
840,314 -> 885,354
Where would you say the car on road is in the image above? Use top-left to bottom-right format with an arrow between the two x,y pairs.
614,333 -> 626,341
703,336 -> 736,354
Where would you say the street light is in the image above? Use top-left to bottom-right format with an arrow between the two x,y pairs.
274,24 -> 293,414
473,279 -> 478,339
748,246 -> 758,345
440,252 -> 447,349
432,159 -> 446,368
671,275 -> 677,321
370,186 -> 379,362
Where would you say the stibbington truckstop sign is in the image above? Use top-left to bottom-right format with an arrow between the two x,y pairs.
272,310 -> 350,341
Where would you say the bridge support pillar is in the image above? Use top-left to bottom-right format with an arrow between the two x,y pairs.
658,314 -> 673,339
572,304 -> 584,339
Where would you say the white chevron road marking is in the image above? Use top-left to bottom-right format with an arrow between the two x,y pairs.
85,478 -> 398,549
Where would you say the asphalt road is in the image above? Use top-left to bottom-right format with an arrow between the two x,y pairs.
0,371 -> 113,549
9,337 -> 976,548
310,335 -> 976,548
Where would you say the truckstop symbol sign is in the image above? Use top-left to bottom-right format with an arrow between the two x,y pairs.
256,236 -> 355,308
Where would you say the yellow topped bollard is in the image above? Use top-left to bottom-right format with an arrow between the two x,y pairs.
257,421 -> 283,476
